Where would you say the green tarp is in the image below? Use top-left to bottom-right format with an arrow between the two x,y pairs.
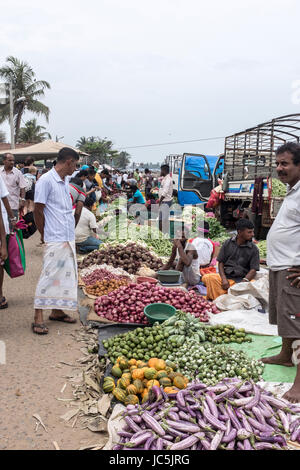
230,334 -> 296,383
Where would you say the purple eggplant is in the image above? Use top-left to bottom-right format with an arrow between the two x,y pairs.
169,434 -> 199,450
176,390 -> 186,408
203,410 -> 227,431
290,427 -> 300,442
240,413 -> 253,433
254,442 -> 281,450
208,384 -> 228,393
118,431 -> 133,438
129,431 -> 153,446
277,410 -> 289,434
252,406 -> 266,425
168,411 -> 180,421
215,386 -> 237,402
244,385 -> 261,409
247,417 -> 273,433
144,435 -> 156,450
229,396 -> 254,407
226,404 -> 242,430
226,440 -> 235,450
201,439 -> 211,450
205,395 -> 219,418
124,416 -> 141,433
243,439 -> 252,450
165,419 -> 200,433
210,430 -> 224,450
142,411 -> 165,436
222,429 -> 237,443
236,428 -> 251,440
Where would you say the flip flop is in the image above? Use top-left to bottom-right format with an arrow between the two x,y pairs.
48,314 -> 77,324
0,297 -> 8,309
32,323 -> 49,335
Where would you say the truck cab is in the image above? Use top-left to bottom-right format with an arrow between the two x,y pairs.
178,153 -> 224,205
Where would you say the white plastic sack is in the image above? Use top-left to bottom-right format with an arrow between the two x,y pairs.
228,274 -> 269,309
103,404 -> 126,450
209,309 -> 278,336
214,293 -> 261,311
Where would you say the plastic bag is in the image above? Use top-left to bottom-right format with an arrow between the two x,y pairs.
4,229 -> 26,278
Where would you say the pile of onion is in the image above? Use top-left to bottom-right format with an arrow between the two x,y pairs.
94,282 -> 219,323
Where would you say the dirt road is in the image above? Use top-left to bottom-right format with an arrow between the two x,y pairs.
0,233 -> 98,450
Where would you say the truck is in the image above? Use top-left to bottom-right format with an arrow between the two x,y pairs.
179,114 -> 300,238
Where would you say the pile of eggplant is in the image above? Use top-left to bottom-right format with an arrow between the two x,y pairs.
114,379 -> 300,450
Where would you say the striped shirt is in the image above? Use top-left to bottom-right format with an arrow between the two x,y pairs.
34,168 -> 75,242
69,183 -> 86,206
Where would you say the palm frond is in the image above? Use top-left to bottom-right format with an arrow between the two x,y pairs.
26,101 -> 50,122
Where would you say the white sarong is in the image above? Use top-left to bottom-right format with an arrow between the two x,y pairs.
34,241 -> 78,311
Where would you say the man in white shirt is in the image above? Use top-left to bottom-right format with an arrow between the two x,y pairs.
162,221 -> 214,286
262,142 -> 300,403
33,147 -> 80,335
0,153 -> 27,219
158,164 -> 173,233
75,196 -> 101,253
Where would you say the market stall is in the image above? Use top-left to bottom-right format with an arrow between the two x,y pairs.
75,194 -> 300,451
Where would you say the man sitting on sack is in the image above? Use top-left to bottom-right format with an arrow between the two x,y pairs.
202,219 -> 260,300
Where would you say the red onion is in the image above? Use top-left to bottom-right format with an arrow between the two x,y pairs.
94,282 -> 219,324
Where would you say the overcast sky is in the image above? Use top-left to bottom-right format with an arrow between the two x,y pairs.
1,0 -> 300,164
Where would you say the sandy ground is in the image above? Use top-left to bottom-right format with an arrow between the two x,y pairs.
0,232 -> 99,450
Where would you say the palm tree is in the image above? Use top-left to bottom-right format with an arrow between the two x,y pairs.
0,130 -> 5,143
0,56 -> 50,142
18,119 -> 51,143
76,136 -> 89,149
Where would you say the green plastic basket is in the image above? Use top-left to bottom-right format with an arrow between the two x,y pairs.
144,303 -> 176,324
156,270 -> 181,284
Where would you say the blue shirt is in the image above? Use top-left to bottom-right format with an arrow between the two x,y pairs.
132,190 -> 145,204
34,168 -> 75,242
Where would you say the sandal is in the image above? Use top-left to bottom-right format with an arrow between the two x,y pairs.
49,314 -> 77,324
32,323 -> 49,335
0,297 -> 8,309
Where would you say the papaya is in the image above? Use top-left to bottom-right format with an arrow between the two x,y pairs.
164,387 -> 179,394
133,379 -> 144,394
166,360 -> 177,370
147,379 -> 160,389
121,372 -> 132,380
173,376 -> 186,389
137,361 -> 148,369
156,371 -> 168,380
124,394 -> 139,406
159,377 -> 172,387
131,368 -> 144,381
126,384 -> 138,395
119,358 -> 129,370
148,358 -> 159,369
111,366 -> 122,378
144,368 -> 157,380
128,359 -> 137,366
103,381 -> 115,393
119,376 -> 131,389
142,391 -> 149,403
154,359 -> 166,371
113,388 -> 127,403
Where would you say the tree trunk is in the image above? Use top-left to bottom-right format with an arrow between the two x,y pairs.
14,106 -> 24,143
